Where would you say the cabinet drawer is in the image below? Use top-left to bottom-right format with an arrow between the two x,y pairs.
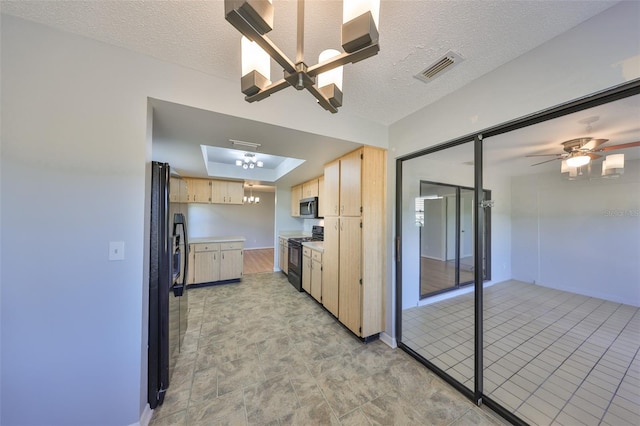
312,250 -> 322,262
220,241 -> 243,250
303,246 -> 312,257
192,243 -> 219,252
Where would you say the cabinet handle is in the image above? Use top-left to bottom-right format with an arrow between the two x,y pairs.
340,205 -> 344,214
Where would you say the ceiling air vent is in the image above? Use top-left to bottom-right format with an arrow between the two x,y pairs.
415,51 -> 464,83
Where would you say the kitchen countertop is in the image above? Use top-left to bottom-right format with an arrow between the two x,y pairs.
302,241 -> 324,252
189,236 -> 246,244
278,230 -> 309,239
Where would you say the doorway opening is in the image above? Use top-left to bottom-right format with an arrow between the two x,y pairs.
418,182 -> 490,298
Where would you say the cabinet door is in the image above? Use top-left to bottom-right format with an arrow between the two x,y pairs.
226,181 -> 244,205
340,149 -> 362,217
187,246 -> 196,285
189,179 -> 212,203
302,254 -> 311,293
290,185 -> 302,216
169,177 -> 180,202
194,250 -> 219,283
318,176 -> 325,218
179,178 -> 189,203
211,180 -> 225,203
322,217 -> 339,317
220,249 -> 243,280
283,241 -> 289,274
338,217 -> 362,335
324,161 -> 340,217
311,256 -> 322,302
302,179 -> 319,198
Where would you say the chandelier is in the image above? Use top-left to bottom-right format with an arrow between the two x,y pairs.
244,185 -> 260,203
224,0 -> 381,113
236,152 -> 264,169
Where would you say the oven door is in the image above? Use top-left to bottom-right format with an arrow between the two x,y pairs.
288,242 -> 300,273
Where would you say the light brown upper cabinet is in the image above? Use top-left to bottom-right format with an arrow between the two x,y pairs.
211,180 -> 244,205
290,184 -> 302,217
324,161 -> 340,217
302,179 -> 319,198
169,177 -> 188,203
185,178 -> 212,203
318,176 -> 325,218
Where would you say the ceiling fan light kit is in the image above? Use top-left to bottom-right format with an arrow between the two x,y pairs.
565,153 -> 591,168
528,132 -> 640,180
225,0 -> 381,113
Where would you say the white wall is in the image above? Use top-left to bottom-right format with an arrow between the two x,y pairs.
188,191 -> 275,249
0,15 -> 381,426
511,160 -> 640,306
388,1 -> 640,335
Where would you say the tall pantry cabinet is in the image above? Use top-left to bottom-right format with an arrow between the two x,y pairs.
323,146 -> 386,339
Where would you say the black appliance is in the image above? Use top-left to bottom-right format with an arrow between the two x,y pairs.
148,162 -> 189,409
299,197 -> 319,218
288,225 -> 324,291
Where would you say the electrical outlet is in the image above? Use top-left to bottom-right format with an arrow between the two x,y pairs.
109,241 -> 125,261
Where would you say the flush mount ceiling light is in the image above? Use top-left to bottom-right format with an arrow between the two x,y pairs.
236,153 -> 264,169
224,0 -> 381,113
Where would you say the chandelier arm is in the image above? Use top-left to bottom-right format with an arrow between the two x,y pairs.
307,43 -> 380,77
296,0 -> 305,64
245,78 -> 290,103
305,84 -> 339,113
226,9 -> 296,73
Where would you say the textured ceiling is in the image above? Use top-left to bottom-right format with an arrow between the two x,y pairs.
1,0 -> 619,125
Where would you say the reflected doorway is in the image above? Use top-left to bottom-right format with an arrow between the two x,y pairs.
418,182 -> 489,298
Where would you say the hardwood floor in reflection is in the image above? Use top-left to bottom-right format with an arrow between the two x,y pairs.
243,248 -> 274,275
420,257 -> 474,296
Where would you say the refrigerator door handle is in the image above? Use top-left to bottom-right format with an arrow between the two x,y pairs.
171,214 -> 187,297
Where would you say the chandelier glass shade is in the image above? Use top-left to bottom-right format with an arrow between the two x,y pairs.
602,153 -> 625,178
225,0 -> 381,113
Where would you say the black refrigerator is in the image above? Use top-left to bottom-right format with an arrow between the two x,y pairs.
148,161 -> 189,409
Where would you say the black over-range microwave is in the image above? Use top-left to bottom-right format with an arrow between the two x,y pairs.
299,197 -> 319,218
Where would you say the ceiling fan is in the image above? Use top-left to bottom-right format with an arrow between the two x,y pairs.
527,138 -> 640,167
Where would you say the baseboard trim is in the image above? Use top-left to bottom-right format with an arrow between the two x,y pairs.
380,332 -> 397,348
130,404 -> 153,426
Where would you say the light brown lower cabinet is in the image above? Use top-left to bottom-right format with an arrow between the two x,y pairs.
310,250 -> 322,302
219,242 -> 243,281
302,246 -> 323,302
278,237 -> 289,275
322,217 -> 339,317
302,247 -> 312,293
188,241 -> 243,284
337,217 -> 362,336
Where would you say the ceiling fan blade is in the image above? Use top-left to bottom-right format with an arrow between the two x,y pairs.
582,138 -> 609,150
587,153 -> 602,160
531,157 -> 562,166
594,141 -> 640,152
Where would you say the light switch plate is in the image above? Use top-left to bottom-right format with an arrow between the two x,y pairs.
109,241 -> 125,261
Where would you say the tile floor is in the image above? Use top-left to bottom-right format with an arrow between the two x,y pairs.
402,280 -> 640,425
150,272 -> 505,426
